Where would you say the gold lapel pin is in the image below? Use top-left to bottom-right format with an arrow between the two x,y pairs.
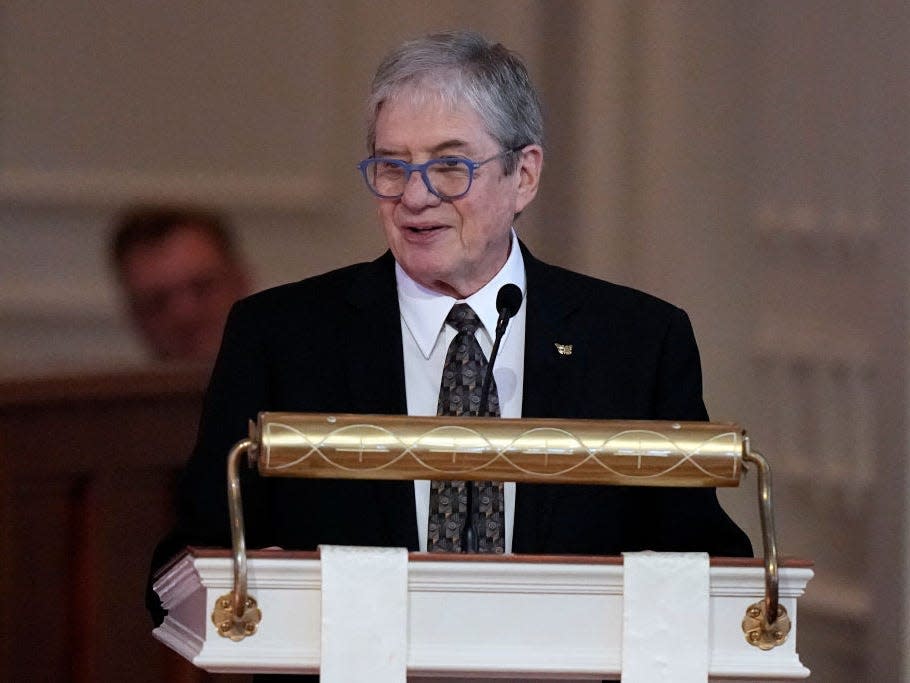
554,343 -> 573,356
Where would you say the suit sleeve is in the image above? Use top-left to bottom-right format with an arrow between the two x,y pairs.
652,307 -> 709,421
146,298 -> 272,624
641,306 -> 753,557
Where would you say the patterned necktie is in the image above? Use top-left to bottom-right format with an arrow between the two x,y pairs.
427,303 -> 505,553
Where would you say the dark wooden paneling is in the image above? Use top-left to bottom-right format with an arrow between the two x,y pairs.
0,367 -> 249,682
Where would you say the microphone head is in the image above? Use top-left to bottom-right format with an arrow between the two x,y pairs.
496,283 -> 523,319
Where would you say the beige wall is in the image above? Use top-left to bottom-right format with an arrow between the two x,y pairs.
2,2 -> 907,680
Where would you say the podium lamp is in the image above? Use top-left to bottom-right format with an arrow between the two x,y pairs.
153,413 -> 813,680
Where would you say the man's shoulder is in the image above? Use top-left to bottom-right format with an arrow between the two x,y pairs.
237,252 -> 394,314
527,255 -> 685,320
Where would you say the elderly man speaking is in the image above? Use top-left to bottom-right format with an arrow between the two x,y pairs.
149,29 -> 751,636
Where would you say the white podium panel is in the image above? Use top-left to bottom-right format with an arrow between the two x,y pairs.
153,549 -> 812,680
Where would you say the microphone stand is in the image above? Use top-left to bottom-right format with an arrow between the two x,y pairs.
465,286 -> 521,553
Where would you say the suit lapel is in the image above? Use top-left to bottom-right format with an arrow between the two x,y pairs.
514,243 -> 584,552
342,251 -> 418,550
520,242 -> 585,418
343,251 -> 408,414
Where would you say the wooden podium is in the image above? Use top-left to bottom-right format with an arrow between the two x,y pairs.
152,412 -> 813,680
154,548 -> 812,680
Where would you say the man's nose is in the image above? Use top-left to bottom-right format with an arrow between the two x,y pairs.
166,286 -> 203,322
400,170 -> 440,209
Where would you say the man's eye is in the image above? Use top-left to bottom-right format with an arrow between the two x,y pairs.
432,160 -> 470,175
376,162 -> 404,177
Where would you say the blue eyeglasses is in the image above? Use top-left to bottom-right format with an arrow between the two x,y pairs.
357,147 -> 523,200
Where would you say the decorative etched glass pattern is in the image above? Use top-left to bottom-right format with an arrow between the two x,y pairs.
260,418 -> 743,485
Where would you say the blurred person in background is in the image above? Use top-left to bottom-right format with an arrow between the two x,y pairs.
110,204 -> 251,363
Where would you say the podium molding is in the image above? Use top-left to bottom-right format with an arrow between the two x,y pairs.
154,549 -> 812,680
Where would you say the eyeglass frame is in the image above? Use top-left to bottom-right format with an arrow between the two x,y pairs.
357,146 -> 527,201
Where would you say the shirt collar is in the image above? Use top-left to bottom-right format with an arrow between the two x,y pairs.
396,230 -> 527,359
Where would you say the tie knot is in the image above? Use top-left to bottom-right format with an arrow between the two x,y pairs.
446,303 -> 481,335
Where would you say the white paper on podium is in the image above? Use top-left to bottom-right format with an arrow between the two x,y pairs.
320,545 -> 408,683
621,551 -> 710,683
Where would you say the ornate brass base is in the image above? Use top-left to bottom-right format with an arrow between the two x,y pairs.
212,593 -> 262,641
742,600 -> 791,650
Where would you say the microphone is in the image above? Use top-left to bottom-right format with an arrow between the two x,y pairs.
478,283 -> 523,416
466,283 -> 523,553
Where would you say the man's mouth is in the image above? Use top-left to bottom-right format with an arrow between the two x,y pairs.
405,224 -> 446,234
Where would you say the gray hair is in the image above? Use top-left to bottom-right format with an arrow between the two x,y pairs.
366,30 -> 544,173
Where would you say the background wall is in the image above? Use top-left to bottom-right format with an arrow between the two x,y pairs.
1,2 -> 907,680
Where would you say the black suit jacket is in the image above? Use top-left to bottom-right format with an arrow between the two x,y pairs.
149,244 -> 751,623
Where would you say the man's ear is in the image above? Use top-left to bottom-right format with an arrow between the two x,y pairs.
513,145 -> 544,214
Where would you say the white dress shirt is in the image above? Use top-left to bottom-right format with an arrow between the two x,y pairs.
396,232 -> 526,552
